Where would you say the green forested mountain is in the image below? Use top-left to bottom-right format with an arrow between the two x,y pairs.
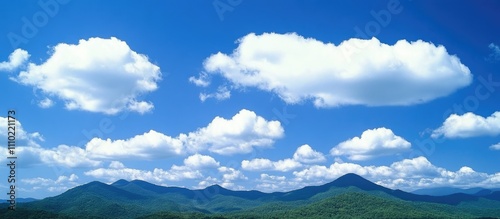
2,173 -> 500,219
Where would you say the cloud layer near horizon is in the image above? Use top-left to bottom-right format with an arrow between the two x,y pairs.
5,114 -> 500,195
0,109 -> 284,169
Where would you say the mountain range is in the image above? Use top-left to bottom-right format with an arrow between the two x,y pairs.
2,173 -> 500,218
412,187 -> 500,196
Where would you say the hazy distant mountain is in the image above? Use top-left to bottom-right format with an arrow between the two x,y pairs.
0,198 -> 38,203
413,187 -> 500,196
2,173 -> 500,219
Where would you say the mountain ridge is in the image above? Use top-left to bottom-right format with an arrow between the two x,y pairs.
412,187 -> 500,196
83,174 -> 500,204
4,173 -> 500,219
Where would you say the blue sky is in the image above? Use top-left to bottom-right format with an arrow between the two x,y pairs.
0,0 -> 499,199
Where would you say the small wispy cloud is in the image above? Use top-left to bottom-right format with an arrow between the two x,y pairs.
490,143 -> 500,150
38,98 -> 54,108
199,86 -> 231,102
487,43 -> 500,62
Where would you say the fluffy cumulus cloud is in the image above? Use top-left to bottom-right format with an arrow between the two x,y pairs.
241,144 -> 326,172
217,166 -> 248,189
183,154 -> 220,169
85,155 -> 246,189
22,174 -> 79,193
0,116 -> 44,147
182,109 -> 284,155
242,158 -> 302,172
8,145 -> 101,168
0,49 -> 30,71
196,167 -> 248,190
256,173 -> 303,192
85,130 -> 184,159
389,156 -> 442,178
84,166 -> 195,184
109,161 -> 126,169
84,154 -> 220,183
290,156 -> 500,190
86,109 -> 283,158
0,141 -> 100,169
193,33 -> 472,107
0,117 -> 100,168
330,127 -> 411,160
432,112 -> 500,138
0,109 -> 282,170
293,144 -> 326,163
13,37 -> 161,114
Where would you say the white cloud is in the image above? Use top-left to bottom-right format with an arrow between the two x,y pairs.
197,176 -> 219,188
22,174 -> 79,185
241,158 -> 273,170
127,100 -> 154,114
293,162 -> 382,181
293,144 -> 326,163
218,166 -> 247,181
0,49 -> 29,71
0,116 -> 44,147
199,86 -> 231,102
38,97 -> 54,108
490,143 -> 500,150
0,117 -> 99,168
488,43 -> 500,61
85,163 -> 203,184
22,178 -> 51,186
85,167 -> 161,183
273,159 -> 303,172
0,109 -> 282,169
51,174 -> 80,189
109,161 -> 125,169
256,173 -> 302,192
389,156 -> 442,178
330,127 -> 411,160
195,33 -> 472,107
189,72 -> 210,87
14,145 -> 101,168
292,156 -> 500,190
183,109 -> 284,155
86,154 -> 225,185
38,145 -> 101,168
432,112 -> 500,138
260,173 -> 286,181
14,37 -> 161,114
183,154 -> 220,169
22,174 -> 79,193
85,109 -> 283,159
196,167 -> 247,190
220,183 -> 245,191
85,130 -> 184,159
241,144 -> 325,172
242,158 -> 302,172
